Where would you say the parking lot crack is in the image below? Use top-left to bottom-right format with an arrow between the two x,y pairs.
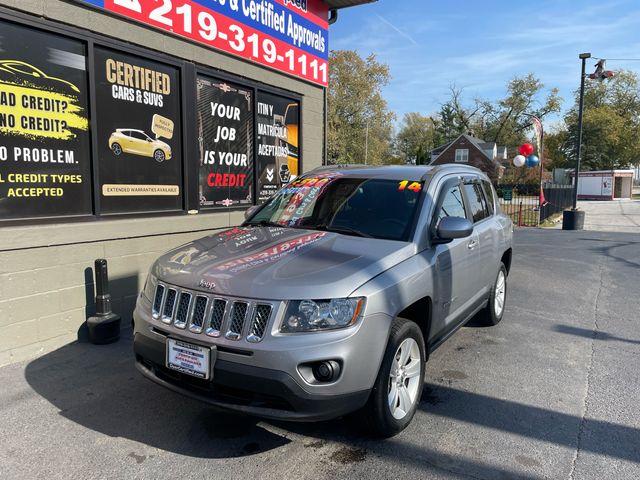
568,258 -> 606,480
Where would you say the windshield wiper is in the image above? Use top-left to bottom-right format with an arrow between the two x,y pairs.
245,220 -> 290,228
314,224 -> 372,238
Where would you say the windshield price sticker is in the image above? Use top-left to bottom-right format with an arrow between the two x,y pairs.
78,0 -> 329,86
398,180 -> 422,192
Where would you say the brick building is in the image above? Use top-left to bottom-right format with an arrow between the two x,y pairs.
430,134 -> 507,183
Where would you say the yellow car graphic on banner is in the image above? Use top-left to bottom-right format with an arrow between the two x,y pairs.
108,129 -> 172,162
0,59 -> 81,94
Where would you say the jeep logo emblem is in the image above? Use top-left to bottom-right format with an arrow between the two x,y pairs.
198,279 -> 216,290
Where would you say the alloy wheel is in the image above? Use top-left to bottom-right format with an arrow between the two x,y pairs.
388,338 -> 422,420
494,270 -> 506,317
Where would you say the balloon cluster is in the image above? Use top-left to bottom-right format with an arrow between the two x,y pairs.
513,143 -> 539,168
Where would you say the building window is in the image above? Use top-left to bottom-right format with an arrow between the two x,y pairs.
455,149 -> 469,162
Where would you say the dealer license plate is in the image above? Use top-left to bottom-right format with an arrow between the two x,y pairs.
166,338 -> 212,379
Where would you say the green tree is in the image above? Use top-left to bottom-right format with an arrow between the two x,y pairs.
433,86 -> 479,144
431,77 -> 561,157
396,112 -> 436,163
562,70 -> 640,170
543,129 -> 570,170
474,73 -> 562,150
327,50 -> 395,165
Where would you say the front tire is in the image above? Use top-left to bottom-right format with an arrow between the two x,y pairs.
363,317 -> 425,437
111,143 -> 122,156
479,262 -> 507,326
154,149 -> 166,163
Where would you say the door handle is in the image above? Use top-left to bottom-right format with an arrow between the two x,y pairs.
467,239 -> 478,249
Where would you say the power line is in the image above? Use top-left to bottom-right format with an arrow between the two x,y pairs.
592,57 -> 640,62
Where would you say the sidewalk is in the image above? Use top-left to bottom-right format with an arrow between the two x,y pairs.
578,199 -> 640,233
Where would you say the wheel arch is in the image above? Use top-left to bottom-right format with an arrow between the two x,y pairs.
501,248 -> 512,274
396,296 -> 432,359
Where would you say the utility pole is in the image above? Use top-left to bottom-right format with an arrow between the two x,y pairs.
563,52 -> 590,230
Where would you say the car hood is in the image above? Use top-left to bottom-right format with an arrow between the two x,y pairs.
154,139 -> 170,149
153,226 -> 416,300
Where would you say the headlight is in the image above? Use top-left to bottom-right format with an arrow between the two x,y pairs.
280,298 -> 364,333
142,272 -> 158,302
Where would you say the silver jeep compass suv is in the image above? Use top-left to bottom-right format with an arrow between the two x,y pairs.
133,164 -> 513,437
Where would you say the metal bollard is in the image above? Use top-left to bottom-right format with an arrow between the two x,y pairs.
87,259 -> 121,344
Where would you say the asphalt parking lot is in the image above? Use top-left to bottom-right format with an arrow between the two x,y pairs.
1,228 -> 639,480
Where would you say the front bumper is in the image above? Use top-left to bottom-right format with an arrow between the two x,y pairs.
134,332 -> 370,421
133,290 -> 393,421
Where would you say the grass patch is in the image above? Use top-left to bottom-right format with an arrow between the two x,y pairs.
539,213 -> 563,228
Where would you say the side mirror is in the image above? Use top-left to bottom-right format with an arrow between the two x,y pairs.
435,216 -> 473,242
244,205 -> 260,220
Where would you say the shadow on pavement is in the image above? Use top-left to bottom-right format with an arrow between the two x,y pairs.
24,325 -> 640,476
578,237 -> 640,269
24,334 -> 290,459
554,324 -> 640,345
416,383 -> 640,465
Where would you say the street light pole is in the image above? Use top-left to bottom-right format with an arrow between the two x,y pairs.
563,52 -> 590,230
572,52 -> 590,209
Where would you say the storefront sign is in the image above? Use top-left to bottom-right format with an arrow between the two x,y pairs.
76,0 -> 329,86
0,20 -> 92,220
197,75 -> 253,208
93,47 -> 183,214
256,91 -> 299,203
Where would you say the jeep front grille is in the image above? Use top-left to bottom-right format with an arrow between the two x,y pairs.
206,299 -> 227,337
151,284 -> 272,342
173,292 -> 192,329
226,302 -> 249,340
152,285 -> 165,318
247,304 -> 272,343
189,296 -> 208,333
162,288 -> 177,324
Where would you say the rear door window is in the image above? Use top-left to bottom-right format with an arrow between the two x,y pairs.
482,180 -> 495,215
463,182 -> 489,223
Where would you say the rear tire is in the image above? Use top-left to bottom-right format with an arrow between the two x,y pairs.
362,317 -> 425,438
479,262 -> 507,326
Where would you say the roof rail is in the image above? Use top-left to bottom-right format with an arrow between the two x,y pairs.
311,164 -> 364,171
430,164 -> 483,173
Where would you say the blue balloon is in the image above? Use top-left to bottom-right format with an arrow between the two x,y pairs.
526,155 -> 540,167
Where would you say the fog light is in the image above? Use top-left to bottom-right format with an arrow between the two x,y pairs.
312,360 -> 340,383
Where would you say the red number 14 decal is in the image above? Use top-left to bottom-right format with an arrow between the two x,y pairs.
398,181 -> 422,192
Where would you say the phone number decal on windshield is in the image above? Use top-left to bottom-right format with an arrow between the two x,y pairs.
78,0 -> 329,86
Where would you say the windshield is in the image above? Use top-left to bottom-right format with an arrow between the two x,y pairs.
246,176 -> 423,241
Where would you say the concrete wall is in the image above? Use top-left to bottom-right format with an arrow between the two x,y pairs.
0,0 -> 325,366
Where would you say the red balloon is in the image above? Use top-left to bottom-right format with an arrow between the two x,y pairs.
519,143 -> 534,156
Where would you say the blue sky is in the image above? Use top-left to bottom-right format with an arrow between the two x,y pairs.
329,0 -> 640,128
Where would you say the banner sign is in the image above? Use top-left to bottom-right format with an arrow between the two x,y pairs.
0,20 -> 93,220
197,75 -> 253,209
93,46 -> 183,214
76,0 -> 329,86
256,91 -> 299,203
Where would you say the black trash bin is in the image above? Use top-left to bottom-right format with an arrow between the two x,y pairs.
562,209 -> 585,230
